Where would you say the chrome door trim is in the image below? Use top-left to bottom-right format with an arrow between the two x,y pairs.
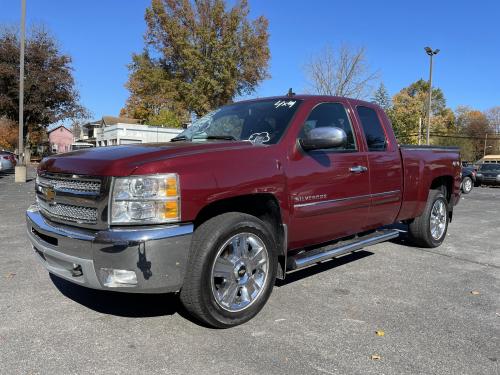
293,189 -> 401,208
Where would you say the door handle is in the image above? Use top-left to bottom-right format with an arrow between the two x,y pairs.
349,165 -> 368,173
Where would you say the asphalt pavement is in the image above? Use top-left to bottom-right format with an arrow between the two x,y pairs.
0,167 -> 499,375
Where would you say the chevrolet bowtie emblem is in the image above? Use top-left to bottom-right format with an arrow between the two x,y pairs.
44,186 -> 56,204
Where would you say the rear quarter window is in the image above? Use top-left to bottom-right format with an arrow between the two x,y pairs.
356,106 -> 387,151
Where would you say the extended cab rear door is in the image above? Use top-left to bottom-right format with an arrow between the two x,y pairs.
350,103 -> 403,229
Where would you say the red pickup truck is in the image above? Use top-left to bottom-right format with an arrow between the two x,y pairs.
27,95 -> 461,327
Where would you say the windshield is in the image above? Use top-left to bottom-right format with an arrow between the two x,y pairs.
175,99 -> 302,144
479,163 -> 500,171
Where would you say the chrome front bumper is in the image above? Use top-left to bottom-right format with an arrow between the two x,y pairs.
26,205 -> 193,293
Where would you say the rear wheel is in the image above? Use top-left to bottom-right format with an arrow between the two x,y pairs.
461,177 -> 473,194
180,212 -> 277,328
408,189 -> 449,248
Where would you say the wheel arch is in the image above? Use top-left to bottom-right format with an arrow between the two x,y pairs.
429,175 -> 454,221
194,193 -> 287,279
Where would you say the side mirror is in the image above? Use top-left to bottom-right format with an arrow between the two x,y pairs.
299,126 -> 347,151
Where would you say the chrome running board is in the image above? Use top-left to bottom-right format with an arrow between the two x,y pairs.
287,229 -> 400,271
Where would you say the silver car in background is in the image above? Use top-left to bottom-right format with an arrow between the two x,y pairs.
0,152 -> 15,171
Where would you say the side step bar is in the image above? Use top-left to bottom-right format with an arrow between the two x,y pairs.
287,229 -> 400,271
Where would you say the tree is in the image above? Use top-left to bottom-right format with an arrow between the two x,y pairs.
122,0 -> 270,121
371,83 -> 391,110
0,26 -> 88,147
485,106 -> 500,134
387,79 -> 454,144
0,118 -> 17,150
457,108 -> 494,160
304,44 -> 379,99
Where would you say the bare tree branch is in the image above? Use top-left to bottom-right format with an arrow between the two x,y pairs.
304,43 -> 379,99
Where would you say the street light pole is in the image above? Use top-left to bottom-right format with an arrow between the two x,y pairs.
425,47 -> 439,145
15,0 -> 27,182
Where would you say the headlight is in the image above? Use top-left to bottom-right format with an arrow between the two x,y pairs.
110,174 -> 180,224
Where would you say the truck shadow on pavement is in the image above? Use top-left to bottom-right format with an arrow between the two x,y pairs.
49,274 -> 194,322
275,250 -> 374,287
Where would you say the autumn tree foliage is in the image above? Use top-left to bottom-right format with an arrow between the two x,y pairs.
0,27 -> 88,149
0,118 -> 17,150
455,108 -> 494,160
387,79 -> 454,144
122,0 -> 270,124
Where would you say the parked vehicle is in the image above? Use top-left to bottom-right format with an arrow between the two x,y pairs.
0,152 -> 15,171
461,166 -> 476,194
26,95 -> 461,327
476,163 -> 500,186
70,142 -> 94,151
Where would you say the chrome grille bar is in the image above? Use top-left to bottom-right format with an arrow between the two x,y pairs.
37,174 -> 101,193
38,199 -> 98,224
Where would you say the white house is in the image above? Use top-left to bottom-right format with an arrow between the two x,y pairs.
87,116 -> 183,146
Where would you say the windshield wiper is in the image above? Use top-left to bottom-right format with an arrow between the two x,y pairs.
170,135 -> 190,142
202,135 -> 237,141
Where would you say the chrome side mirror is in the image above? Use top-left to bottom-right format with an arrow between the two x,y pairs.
299,126 -> 347,151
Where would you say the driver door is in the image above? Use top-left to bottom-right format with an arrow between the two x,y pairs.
287,102 -> 370,249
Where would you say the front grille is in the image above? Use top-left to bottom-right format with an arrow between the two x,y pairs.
38,199 -> 98,224
36,172 -> 109,228
37,175 -> 101,193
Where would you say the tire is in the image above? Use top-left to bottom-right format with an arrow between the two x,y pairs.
180,212 -> 277,328
461,177 -> 473,194
408,189 -> 449,248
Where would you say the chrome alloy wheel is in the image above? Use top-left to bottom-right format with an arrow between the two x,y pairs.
210,233 -> 269,312
463,178 -> 472,192
430,199 -> 447,240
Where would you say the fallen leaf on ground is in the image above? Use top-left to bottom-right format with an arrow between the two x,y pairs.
471,290 -> 480,295
370,354 -> 381,360
375,330 -> 385,337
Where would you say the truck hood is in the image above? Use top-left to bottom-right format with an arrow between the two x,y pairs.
39,141 -> 257,176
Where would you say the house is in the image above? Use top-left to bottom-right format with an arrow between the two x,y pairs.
80,120 -> 101,145
48,125 -> 74,154
93,116 -> 182,146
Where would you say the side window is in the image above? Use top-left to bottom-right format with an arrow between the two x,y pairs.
356,106 -> 387,151
300,103 -> 356,151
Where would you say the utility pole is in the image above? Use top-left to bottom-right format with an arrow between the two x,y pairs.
483,133 -> 488,158
418,117 -> 422,145
15,0 -> 27,183
424,47 -> 440,145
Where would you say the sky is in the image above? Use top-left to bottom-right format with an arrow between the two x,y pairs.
1,0 -> 499,121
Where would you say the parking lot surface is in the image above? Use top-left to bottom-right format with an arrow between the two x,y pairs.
0,168 -> 499,375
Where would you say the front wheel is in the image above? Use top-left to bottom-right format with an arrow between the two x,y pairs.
461,177 -> 473,194
180,212 -> 277,328
408,189 -> 449,248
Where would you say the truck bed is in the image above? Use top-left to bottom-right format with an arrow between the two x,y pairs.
397,145 -> 461,221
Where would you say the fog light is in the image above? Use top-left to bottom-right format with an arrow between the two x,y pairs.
100,268 -> 138,287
